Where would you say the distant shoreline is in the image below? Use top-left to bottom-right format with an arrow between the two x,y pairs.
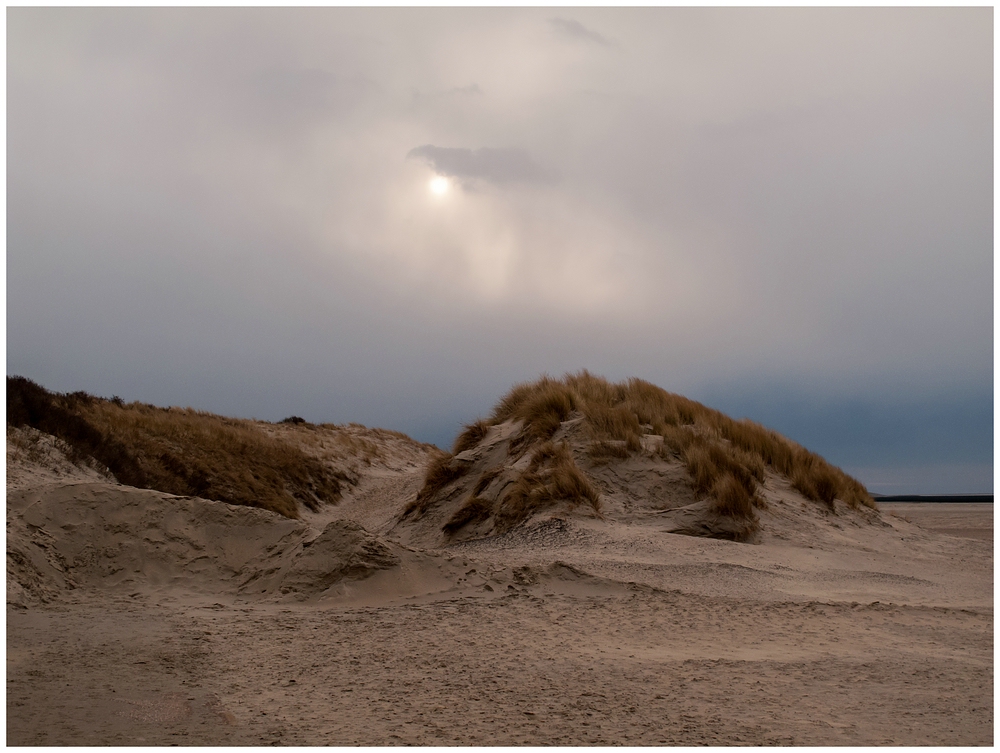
873,494 -> 992,504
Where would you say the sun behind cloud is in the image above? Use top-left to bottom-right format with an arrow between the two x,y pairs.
429,175 -> 450,195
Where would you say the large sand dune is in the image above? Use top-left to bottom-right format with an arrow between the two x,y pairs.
6,416 -> 992,745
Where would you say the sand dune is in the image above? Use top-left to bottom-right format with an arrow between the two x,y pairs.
6,416 -> 992,745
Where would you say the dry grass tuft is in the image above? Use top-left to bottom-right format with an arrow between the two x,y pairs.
492,377 -> 577,445
493,441 -> 600,533
453,419 -> 491,454
682,440 -> 762,515
710,473 -> 758,520
708,473 -> 761,540
588,440 -> 630,463
403,452 -> 470,519
586,402 -> 642,444
6,376 -> 349,518
443,496 -> 494,534
792,459 -> 839,510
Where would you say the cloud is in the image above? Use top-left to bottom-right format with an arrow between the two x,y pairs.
409,83 -> 482,109
548,17 -> 614,47
6,8 -> 992,487
406,145 -> 548,185
236,68 -> 374,128
448,83 -> 482,96
250,68 -> 369,109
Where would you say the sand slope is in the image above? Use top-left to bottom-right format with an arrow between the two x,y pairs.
7,481 -> 487,610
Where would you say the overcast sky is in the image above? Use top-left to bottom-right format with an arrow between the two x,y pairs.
7,8 -> 993,494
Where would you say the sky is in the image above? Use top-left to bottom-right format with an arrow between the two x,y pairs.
6,7 -> 994,494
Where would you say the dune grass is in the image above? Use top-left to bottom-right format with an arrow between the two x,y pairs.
587,439 -> 631,462
402,451 -> 470,519
709,473 -> 761,538
7,423 -> 115,481
7,376 -> 349,518
267,422 -> 395,470
493,440 -> 600,533
454,371 -> 875,517
443,496 -> 494,534
453,419 -> 491,454
433,440 -> 602,536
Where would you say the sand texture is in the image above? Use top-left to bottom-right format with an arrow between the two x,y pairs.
6,429 -> 993,745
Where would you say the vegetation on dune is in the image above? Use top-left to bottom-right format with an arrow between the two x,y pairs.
7,376 -> 352,518
266,420 -> 422,471
508,372 -> 869,510
660,429 -> 767,515
452,419 -> 491,454
401,451 -> 470,519
587,439 -> 631,461
442,440 -> 600,535
442,372 -> 874,529
442,495 -> 494,534
7,423 -> 115,482
8,369 -> 871,535
495,440 -> 600,532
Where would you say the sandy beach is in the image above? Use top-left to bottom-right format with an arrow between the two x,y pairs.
6,433 -> 992,745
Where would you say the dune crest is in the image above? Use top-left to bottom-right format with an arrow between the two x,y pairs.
394,372 -> 877,546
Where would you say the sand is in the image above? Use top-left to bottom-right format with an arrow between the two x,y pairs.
879,501 -> 993,541
6,430 -> 993,745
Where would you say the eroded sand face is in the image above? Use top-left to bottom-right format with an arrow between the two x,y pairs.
6,439 -> 993,745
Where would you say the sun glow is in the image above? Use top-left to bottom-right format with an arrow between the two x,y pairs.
429,176 -> 450,196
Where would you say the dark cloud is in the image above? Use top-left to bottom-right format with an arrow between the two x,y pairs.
406,145 -> 548,184
548,17 -> 614,47
698,386 -> 994,495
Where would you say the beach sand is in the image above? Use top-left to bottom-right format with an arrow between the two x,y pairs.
6,435 -> 992,745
